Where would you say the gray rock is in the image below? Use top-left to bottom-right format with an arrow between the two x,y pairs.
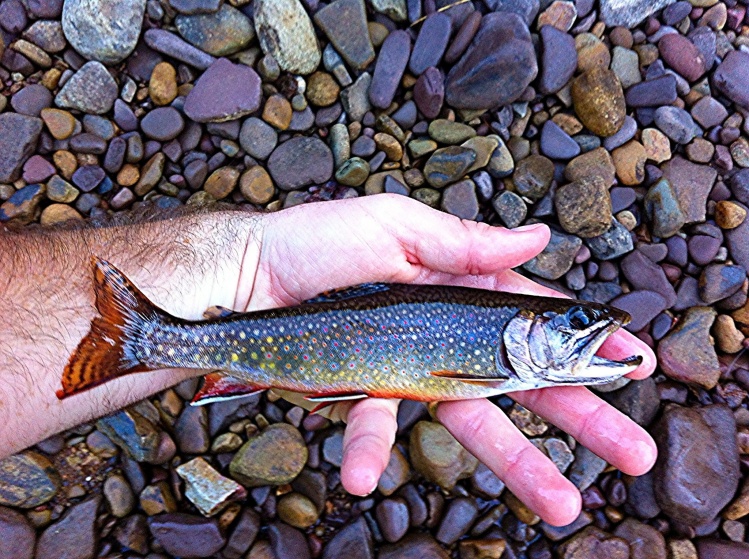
585,219 -> 634,260
484,0 -> 540,25
267,136 -> 333,191
523,229 -> 582,280
239,117 -> 277,160
55,61 -> 118,114
35,497 -> 101,559
341,72 -> 372,122
369,30 -> 411,109
314,0 -> 374,71
492,190 -> 527,228
654,106 -> 700,144
0,113 -> 42,183
143,29 -> 216,70
175,4 -> 254,56
254,0 -> 321,75
713,50 -> 749,110
62,0 -> 145,64
600,0 -> 677,28
644,178 -> 686,238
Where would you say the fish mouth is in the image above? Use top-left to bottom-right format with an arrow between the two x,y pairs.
573,316 -> 642,381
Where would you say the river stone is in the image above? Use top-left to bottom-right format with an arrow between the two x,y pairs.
539,24 -> 577,94
541,119 -> 581,159
143,29 -> 215,70
658,33 -> 706,82
35,496 -> 101,559
239,117 -> 277,160
148,513 -> 226,558
658,307 -> 720,389
485,0 -> 539,25
0,451 -> 60,508
441,179 -> 479,220
175,4 -> 254,56
169,0 -> 221,13
410,12 -> 451,76
565,147 -> 616,187
55,61 -> 118,114
445,13 -> 537,110
654,106 -> 699,145
653,404 -> 739,526
184,58 -> 261,122
572,67 -> 626,137
254,0 -> 321,75
513,154 -> 554,201
267,136 -> 333,191
0,506 -> 35,559
661,156 -> 716,224
556,176 -> 612,238
423,146 -> 476,188
523,229 -> 582,280
62,0 -> 145,64
493,190 -> 527,228
713,50 -> 749,110
314,0 -> 374,70
726,204 -> 749,270
558,526 -> 630,559
409,421 -> 478,490
369,30 -> 411,109
699,264 -> 746,304
613,518 -> 667,559
176,457 -> 246,516
230,423 -> 307,486
644,178 -> 686,238
323,516 -> 373,559
96,407 -> 171,464
0,112 -> 42,183
600,0 -> 677,28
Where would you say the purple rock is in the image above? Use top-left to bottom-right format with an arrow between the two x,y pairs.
25,0 -> 63,18
688,234 -> 721,266
726,204 -> 749,271
69,133 -> 107,154
114,99 -> 139,132
0,113 -> 43,183
168,0 -> 222,14
690,95 -> 728,129
104,137 -> 126,173
10,84 -> 53,117
485,0 -> 539,25
414,66 -> 444,119
72,165 -> 106,192
370,30 -> 411,109
148,513 -> 226,558
603,115 -> 637,151
661,156 -> 717,224
141,107 -> 185,141
540,120 -> 580,160
144,28 -> 216,70
663,1 -> 691,25
22,155 -> 55,184
184,58 -> 261,123
267,136 -> 333,191
0,0 -> 27,33
409,12 -> 451,76
713,50 -> 749,110
621,249 -> 677,308
539,25 -> 577,95
625,75 -> 678,107
699,264 -> 746,304
446,13 -> 537,110
444,11 -> 481,64
729,168 -> 749,206
610,187 -> 636,213
612,291 -> 668,333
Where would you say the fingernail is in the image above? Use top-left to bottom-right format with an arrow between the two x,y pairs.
512,223 -> 547,233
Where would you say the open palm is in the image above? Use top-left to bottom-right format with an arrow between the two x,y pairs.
241,194 -> 656,526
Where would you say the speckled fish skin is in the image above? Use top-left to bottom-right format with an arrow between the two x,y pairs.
58,259 -> 636,402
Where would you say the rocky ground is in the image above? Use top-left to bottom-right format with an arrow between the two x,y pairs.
1,0 -> 749,557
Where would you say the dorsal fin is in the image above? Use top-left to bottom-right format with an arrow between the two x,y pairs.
303,283 -> 390,304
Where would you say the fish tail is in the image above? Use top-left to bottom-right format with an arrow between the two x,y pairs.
57,257 -> 162,399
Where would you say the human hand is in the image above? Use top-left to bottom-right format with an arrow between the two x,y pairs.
240,194 -> 657,526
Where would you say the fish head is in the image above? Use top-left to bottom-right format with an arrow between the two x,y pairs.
500,300 -> 642,388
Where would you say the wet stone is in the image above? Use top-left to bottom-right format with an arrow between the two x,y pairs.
55,61 -> 118,115
625,75 -> 677,107
424,146 -> 476,188
96,407 -> 172,464
555,176 -> 612,238
148,513 -> 226,558
35,496 -> 101,559
613,518 -> 667,559
572,67 -> 626,137
62,0 -> 145,64
523,229 -> 582,280
323,516 -> 373,559
428,119 -> 476,145
446,13 -> 537,110
414,67 -> 445,120
230,423 -> 307,486
658,307 -> 720,389
254,0 -> 320,75
513,154 -> 554,201
103,474 -> 135,518
541,119 -> 581,159
699,264 -> 746,304
409,421 -> 478,490
370,30 -> 411,110
621,249 -> 676,307
492,190 -> 527,228
0,451 -> 60,508
410,13 -> 451,76
267,136 -> 333,191
441,179 -> 479,220
653,404 -> 739,526
654,106 -> 699,145
377,498 -> 410,543
314,0 -> 374,71
184,58 -> 261,123
175,4 -> 253,56
644,178 -> 686,238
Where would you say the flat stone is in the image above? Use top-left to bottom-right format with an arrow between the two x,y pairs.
621,249 -> 676,307
314,0 -> 374,70
661,156 -> 716,223
644,178 -> 686,238
658,307 -> 720,389
239,117 -> 277,160
441,178 -> 478,220
409,421 -> 478,490
565,147 -> 616,187
414,67 -> 444,120
611,46 -> 641,89
600,0 -> 677,28
485,0 -> 539,25
96,406 -> 173,464
653,404 -> 739,525
267,136 -> 333,191
642,128 -> 671,163
0,451 -> 60,508
323,517 -> 373,559
143,29 -> 215,70
654,106 -> 699,144
175,4 -> 254,56
699,264 -> 746,304
11,83 -> 53,117
713,50 -> 749,110
169,0 -> 221,14
55,61 -> 118,114
539,25 -> 577,94
370,30 -> 411,109
659,34 -> 706,82
446,13 -> 537,110
513,154 -> 554,201
254,0 -> 321,75
585,219 -> 634,260
35,497 -> 101,559
423,146 -> 476,188
0,183 -> 45,225
523,229 -> 582,280
556,175 -> 612,237
0,113 -> 42,183
611,290 -> 667,333
410,12 -> 451,76
148,513 -> 226,557
625,75 -> 677,107
572,67 -> 626,137
492,190 -> 527,228
176,457 -> 246,517
0,506 -> 35,559
62,0 -> 145,64
140,107 -> 184,141
541,119 -> 580,159
428,119 -> 475,145
184,58 -> 261,122
230,423 -> 307,486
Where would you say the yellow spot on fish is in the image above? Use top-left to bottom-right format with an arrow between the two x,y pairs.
231,353 -> 239,362
266,336 -> 274,343
251,352 -> 258,360
240,331 -> 246,339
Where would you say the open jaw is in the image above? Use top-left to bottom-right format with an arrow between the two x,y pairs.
570,317 -> 643,382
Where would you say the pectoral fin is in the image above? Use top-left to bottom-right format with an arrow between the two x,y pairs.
191,372 -> 267,406
305,391 -> 369,414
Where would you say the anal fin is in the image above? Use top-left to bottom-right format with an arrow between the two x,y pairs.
304,391 -> 368,414
430,370 -> 510,381
191,372 -> 266,406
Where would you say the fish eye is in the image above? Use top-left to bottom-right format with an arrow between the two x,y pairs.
567,306 -> 595,329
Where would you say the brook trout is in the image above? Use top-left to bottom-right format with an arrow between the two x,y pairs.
58,258 -> 642,408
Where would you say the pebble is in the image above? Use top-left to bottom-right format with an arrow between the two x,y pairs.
176,457 -> 246,517
55,61 -> 118,114
149,61 -> 177,106
239,118 -> 277,161
653,404 -> 739,526
600,0 -> 677,28
175,4 -> 254,56
428,119 -> 475,145
585,219 -> 634,261
493,190 -> 527,228
229,423 -> 307,486
376,498 -> 410,543
11,83 -> 53,117
691,95 -> 727,129
61,0 -> 145,64
262,95 -> 293,131
370,30 -> 411,109
0,183 -> 45,225
697,540 -> 749,559
254,0 -> 320,75
714,314 -> 745,354
661,156 -> 716,223
414,67 -> 445,120
23,20 -> 66,53
436,498 -> 478,545
565,147 -> 616,187
641,128 -> 672,163
35,496 -> 101,559
523,229 -> 582,280
424,146 -> 476,188
140,107 -> 184,141
45,175 -> 78,204
485,0 -> 539,25
410,13 -> 451,76
148,513 -> 226,557
644,178 -> 686,238
613,518 -> 667,559
267,136 -> 333,191
699,264 -> 746,304
240,166 -> 275,205
378,447 -> 411,496
538,25 -> 577,95
658,34 -> 706,82
540,120 -> 581,159
341,72 -> 372,122
558,526 -> 630,559
611,46 -> 641,89
556,176 -> 612,238
512,154 -> 554,201
336,157 -> 370,187
0,116 -> 42,179
306,72 -> 340,107
446,13 -> 537,110
103,474 -> 135,518
624,75 -> 677,107
658,307 -> 720,389
184,58 -> 261,123
379,533 -> 449,559
712,50 -> 749,110
409,421 -> 478,490
572,67 -> 626,137
441,179 -> 479,220
143,29 -> 215,70
40,108 -> 76,140
277,493 -> 319,529
314,0 -> 374,71
22,155 -> 55,184
96,407 -> 174,464
0,451 -> 60,508
168,0 -> 221,14
654,106 -> 699,145
0,506 -> 35,559
716,201 -> 747,230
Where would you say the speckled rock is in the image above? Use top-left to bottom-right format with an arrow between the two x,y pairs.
230,423 -> 307,486
661,156 -> 717,224
556,176 -> 612,238
572,67 -> 626,137
0,112 -> 42,183
523,229 -> 582,280
267,136 -> 333,191
409,421 -> 478,490
55,61 -> 118,114
658,307 -> 720,389
644,178 -> 686,238
35,496 -> 101,559
513,154 -> 554,201
176,457 -> 246,517
423,146 -> 476,188
175,4 -> 254,56
558,526 -> 630,559
0,451 -> 60,508
600,0 -> 677,28
62,0 -> 145,64
0,506 -> 35,559
314,0 -> 374,70
254,0 -> 321,75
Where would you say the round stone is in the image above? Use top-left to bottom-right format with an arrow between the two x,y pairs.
240,166 -> 275,205
409,421 -> 478,490
140,107 -> 184,141
306,71 -> 340,107
571,67 -> 626,137
203,167 -> 239,200
513,154 -> 554,201
428,119 -> 476,145
335,157 -> 370,186
262,95 -> 293,131
40,108 -> 76,140
229,423 -> 308,487
149,61 -> 178,106
654,106 -> 699,145
556,175 -> 612,238
62,0 -> 145,64
658,33 -> 706,82
267,136 -> 334,191
611,140 -> 647,185
184,58 -> 262,123
715,200 -> 747,230
239,117 -> 278,160
423,146 -> 477,189
277,493 -> 319,529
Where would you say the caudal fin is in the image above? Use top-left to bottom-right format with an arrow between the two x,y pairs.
57,258 -> 159,398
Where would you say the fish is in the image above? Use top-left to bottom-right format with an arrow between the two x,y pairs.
57,258 -> 643,410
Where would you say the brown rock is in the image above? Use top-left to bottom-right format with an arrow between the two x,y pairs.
555,175 -> 613,238
714,314 -> 745,354
658,307 -> 720,389
204,166 -> 239,199
557,526 -> 630,559
40,204 -> 83,225
149,61 -> 178,106
612,140 -> 647,185
409,421 -> 478,490
642,128 -> 671,163
262,95 -> 293,130
240,166 -> 275,205
40,108 -> 76,140
571,67 -> 626,137
716,200 -> 747,230
564,147 -> 617,187
306,71 -> 340,107
35,497 -> 101,559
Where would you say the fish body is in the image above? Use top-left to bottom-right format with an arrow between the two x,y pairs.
58,259 -> 642,407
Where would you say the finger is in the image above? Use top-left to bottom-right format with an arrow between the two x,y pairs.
383,196 -> 551,276
511,386 -> 657,476
340,398 -> 400,496
437,399 -> 582,526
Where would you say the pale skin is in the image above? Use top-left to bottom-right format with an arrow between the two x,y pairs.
0,194 -> 657,526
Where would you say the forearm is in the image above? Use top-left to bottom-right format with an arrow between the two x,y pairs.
0,208 -> 261,457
